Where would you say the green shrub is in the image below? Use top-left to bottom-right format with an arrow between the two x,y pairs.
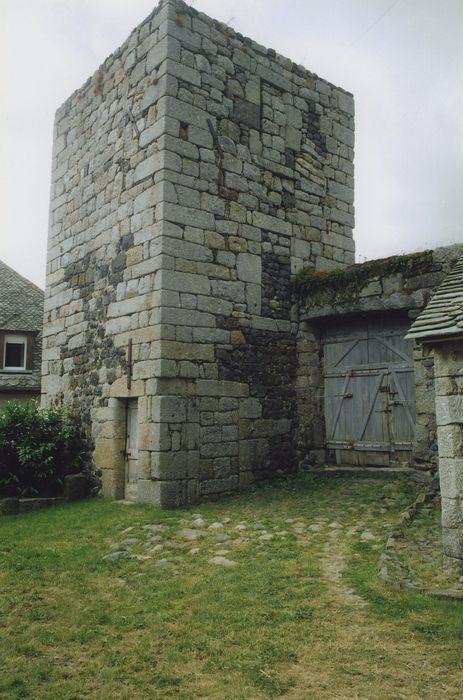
0,401 -> 90,497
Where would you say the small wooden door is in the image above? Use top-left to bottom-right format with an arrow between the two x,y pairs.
125,399 -> 139,500
323,318 -> 416,466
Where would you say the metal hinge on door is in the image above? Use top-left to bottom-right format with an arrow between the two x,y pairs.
330,392 -> 353,398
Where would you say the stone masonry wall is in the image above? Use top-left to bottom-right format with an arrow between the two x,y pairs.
43,0 -> 355,506
295,244 -> 463,471
43,1 -> 170,500
434,342 -> 463,572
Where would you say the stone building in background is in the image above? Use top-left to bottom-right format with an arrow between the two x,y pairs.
42,0 -> 355,505
0,260 -> 44,407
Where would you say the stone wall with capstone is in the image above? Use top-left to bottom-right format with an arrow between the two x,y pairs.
295,244 -> 463,472
43,0 -> 355,505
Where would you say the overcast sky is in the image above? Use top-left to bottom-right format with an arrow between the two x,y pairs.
0,0 -> 462,289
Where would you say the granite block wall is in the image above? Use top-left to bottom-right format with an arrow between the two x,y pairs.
43,0 -> 355,505
434,343 -> 463,571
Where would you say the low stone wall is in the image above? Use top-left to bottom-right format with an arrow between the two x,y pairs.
0,474 -> 88,516
294,244 -> 463,471
0,496 -> 67,516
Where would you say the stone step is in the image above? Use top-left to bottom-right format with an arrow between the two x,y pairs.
309,466 -> 433,483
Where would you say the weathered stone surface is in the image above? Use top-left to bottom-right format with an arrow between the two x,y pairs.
437,425 -> 463,459
435,395 -> 463,426
151,451 -> 189,480
208,522 -> 224,530
441,498 -> 463,529
134,156 -> 159,183
178,528 -> 206,541
439,458 -> 463,498
236,253 -> 261,284
442,527 -> 463,560
209,555 -> 237,567
103,551 -> 125,561
43,0 -> 357,508
234,99 -> 260,129
431,342 -> 463,568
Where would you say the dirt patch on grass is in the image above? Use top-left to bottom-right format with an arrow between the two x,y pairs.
320,536 -> 366,608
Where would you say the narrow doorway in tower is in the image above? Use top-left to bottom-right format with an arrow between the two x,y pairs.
124,398 -> 139,501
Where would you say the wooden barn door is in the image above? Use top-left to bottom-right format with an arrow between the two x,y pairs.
323,318 -> 416,466
124,399 -> 139,501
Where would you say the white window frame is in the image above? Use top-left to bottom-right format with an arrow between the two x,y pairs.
3,334 -> 28,372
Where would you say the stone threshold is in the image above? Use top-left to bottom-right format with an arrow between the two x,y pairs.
309,465 -> 432,483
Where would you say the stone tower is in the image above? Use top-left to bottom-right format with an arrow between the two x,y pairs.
43,0 -> 355,506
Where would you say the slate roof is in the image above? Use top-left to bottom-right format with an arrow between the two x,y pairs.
0,260 -> 44,332
406,254 -> 463,342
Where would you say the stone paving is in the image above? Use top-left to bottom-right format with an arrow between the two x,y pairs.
102,488 -> 395,599
101,478 -> 463,602
104,513 -> 298,572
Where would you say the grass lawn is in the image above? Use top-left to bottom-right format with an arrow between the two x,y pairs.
1,475 -> 463,699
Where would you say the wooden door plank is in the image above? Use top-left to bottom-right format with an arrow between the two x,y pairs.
330,338 -> 360,369
390,369 -> 416,433
323,318 -> 416,467
327,370 -> 351,441
357,370 -> 385,441
125,399 -> 139,500
371,335 -> 413,364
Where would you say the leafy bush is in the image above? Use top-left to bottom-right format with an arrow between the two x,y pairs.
0,401 -> 90,497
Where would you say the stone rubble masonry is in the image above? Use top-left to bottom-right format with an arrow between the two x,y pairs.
295,244 -> 463,471
434,342 -> 463,572
42,0 -> 355,505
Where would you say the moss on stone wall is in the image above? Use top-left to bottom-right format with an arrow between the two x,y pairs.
293,250 -> 434,298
